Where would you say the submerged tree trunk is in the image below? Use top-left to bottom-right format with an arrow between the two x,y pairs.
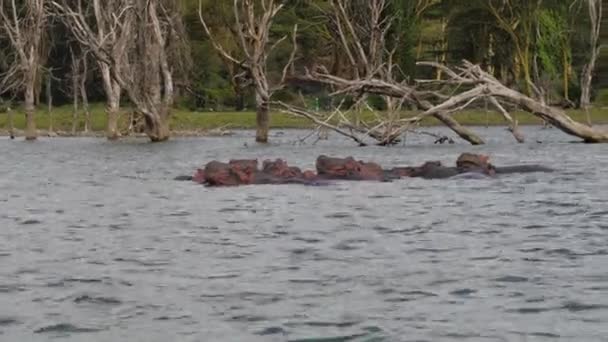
433,112 -> 485,145
81,84 -> 90,133
46,71 -> 53,133
80,58 -> 90,132
144,107 -> 171,142
24,78 -> 37,140
71,68 -> 79,135
8,107 -> 15,139
106,94 -> 120,140
255,92 -> 270,143
100,64 -> 121,140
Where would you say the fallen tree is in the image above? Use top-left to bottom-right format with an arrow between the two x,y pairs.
278,0 -> 485,146
275,0 -> 607,146
281,60 -> 608,145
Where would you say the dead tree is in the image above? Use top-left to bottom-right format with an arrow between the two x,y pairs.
277,0 -> 484,146
68,45 -> 79,134
46,67 -> 53,133
53,0 -> 186,142
52,0 -> 127,139
80,55 -> 90,132
199,0 -> 296,143
0,0 -> 48,140
580,0 -> 603,112
412,62 -> 608,143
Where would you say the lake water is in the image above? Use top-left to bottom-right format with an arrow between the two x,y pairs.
1,127 -> 607,341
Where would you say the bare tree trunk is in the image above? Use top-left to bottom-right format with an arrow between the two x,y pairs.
71,64 -> 79,135
106,90 -> 120,140
7,106 -> 15,139
144,106 -> 170,142
255,92 -> 270,143
99,63 -> 121,139
81,86 -> 90,133
24,75 -> 37,140
580,0 -> 603,113
80,59 -> 90,133
0,0 -> 46,141
46,71 -> 53,133
199,0 -> 290,144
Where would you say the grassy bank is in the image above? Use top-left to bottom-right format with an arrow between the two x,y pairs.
0,104 -> 607,133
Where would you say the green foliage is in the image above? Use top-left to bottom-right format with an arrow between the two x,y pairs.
2,0 -> 601,114
595,89 -> 608,106
537,9 -> 569,79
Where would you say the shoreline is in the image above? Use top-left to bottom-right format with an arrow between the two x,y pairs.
2,123 -> 607,139
0,128 -> 236,138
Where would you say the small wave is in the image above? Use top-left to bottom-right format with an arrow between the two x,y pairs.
494,276 -> 529,283
0,284 -> 26,293
230,314 -> 267,322
287,333 -> 370,342
257,326 -> 286,336
293,237 -> 323,244
113,258 -> 171,267
514,331 -> 561,338
324,212 -> 353,219
34,323 -> 104,334
168,210 -> 191,217
450,288 -> 477,296
20,219 -> 42,225
522,224 -> 547,229
506,307 -> 555,314
74,295 -> 122,305
561,301 -> 608,312
154,314 -> 191,321
0,317 -> 20,326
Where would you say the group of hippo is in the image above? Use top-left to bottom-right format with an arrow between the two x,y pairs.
175,153 -> 554,187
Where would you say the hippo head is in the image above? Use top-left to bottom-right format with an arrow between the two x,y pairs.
316,155 -> 385,180
316,155 -> 358,178
204,161 -> 256,186
192,168 -> 206,184
355,160 -> 385,181
302,170 -> 317,180
390,167 -> 416,178
229,159 -> 258,173
262,159 -> 302,178
456,153 -> 495,175
408,161 -> 443,177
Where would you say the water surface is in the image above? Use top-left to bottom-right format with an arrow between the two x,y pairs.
1,127 -> 607,341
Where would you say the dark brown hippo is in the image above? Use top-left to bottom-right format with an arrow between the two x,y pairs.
203,160 -> 257,186
455,153 -> 553,175
175,153 -> 554,186
406,155 -> 496,179
262,159 -> 304,179
229,159 -> 259,173
315,155 -> 387,181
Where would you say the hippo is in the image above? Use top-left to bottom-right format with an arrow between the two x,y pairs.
175,153 -> 554,187
406,153 -> 551,179
316,155 -> 388,181
177,158 -> 327,187
262,159 -> 304,179
203,161 -> 252,186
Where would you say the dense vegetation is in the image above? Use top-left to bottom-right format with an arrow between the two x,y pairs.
1,0 -> 606,140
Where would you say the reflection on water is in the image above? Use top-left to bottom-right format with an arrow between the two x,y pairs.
1,127 -> 607,341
